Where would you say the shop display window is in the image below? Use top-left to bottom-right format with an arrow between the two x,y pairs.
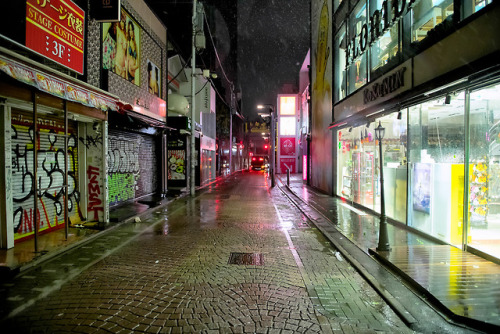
334,0 -> 344,13
463,0 -> 493,18
347,1 -> 368,94
411,0 -> 454,42
369,0 -> 400,72
348,55 -> 368,94
334,25 -> 347,103
468,84 -> 500,259
370,25 -> 400,72
337,113 -> 407,221
407,93 -> 465,245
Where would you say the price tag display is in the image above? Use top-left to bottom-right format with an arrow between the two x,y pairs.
26,0 -> 85,74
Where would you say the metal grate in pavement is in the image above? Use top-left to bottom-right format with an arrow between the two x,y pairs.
228,252 -> 264,265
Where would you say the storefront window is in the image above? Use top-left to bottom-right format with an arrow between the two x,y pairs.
408,92 -> 465,245
463,0 -> 493,19
468,84 -> 500,259
337,112 -> 407,222
334,25 -> 347,102
337,124 -> 377,211
347,1 -> 368,94
411,0 -> 454,42
369,0 -> 400,72
370,24 -> 399,72
334,0 -> 344,13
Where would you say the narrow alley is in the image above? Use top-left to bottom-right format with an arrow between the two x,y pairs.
0,171 -> 480,333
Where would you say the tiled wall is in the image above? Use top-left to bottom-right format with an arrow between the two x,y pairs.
86,0 -> 167,111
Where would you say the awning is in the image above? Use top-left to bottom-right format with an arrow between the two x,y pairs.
0,49 -> 119,113
111,103 -> 174,130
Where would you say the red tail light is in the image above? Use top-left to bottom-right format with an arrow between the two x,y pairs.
252,157 -> 256,161
259,157 -> 264,161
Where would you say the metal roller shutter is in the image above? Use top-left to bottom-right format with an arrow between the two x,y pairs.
108,129 -> 157,206
11,109 -> 80,241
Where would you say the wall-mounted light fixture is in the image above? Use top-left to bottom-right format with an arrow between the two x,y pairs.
444,94 -> 451,104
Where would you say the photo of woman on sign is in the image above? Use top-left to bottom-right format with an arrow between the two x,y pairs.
147,60 -> 160,97
102,7 -> 140,86
127,20 -> 139,84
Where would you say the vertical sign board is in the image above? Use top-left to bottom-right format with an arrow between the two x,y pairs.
26,0 -> 85,74
278,95 -> 298,173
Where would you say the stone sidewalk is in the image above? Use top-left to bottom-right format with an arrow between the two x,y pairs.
0,172 -> 414,333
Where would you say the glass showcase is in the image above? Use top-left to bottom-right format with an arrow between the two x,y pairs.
337,83 -> 500,260
337,113 -> 408,222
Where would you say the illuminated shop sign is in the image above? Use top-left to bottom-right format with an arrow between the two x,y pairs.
279,96 -> 296,115
26,0 -> 85,74
347,0 -> 415,65
363,67 -> 406,104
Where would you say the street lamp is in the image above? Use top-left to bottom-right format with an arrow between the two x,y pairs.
257,104 -> 275,187
375,121 -> 391,252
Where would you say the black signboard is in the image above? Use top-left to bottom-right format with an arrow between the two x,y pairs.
90,0 -> 121,22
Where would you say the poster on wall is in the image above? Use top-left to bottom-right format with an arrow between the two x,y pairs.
167,134 -> 187,188
412,163 -> 431,214
25,0 -> 85,74
280,137 -> 296,156
147,59 -> 160,97
102,7 -> 140,86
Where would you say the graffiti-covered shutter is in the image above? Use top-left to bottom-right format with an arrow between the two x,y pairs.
11,109 -> 80,241
108,129 -> 157,206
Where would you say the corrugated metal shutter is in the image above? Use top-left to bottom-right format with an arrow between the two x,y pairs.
108,129 -> 157,206
11,109 -> 80,241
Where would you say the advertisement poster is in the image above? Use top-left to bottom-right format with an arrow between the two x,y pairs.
280,158 -> 296,174
280,137 -> 296,156
147,59 -> 160,97
102,7 -> 140,86
167,134 -> 187,188
412,163 -> 431,214
25,0 -> 85,74
168,150 -> 186,180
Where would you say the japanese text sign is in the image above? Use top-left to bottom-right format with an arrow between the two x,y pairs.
26,0 -> 85,74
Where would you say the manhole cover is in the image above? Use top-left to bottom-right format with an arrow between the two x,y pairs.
228,252 -> 264,265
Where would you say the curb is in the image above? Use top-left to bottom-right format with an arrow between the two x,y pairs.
274,180 -> 417,326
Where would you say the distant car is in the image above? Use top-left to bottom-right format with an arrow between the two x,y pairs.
251,156 -> 268,170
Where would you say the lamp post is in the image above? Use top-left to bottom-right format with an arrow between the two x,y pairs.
189,0 -> 198,196
257,104 -> 275,187
375,121 -> 391,252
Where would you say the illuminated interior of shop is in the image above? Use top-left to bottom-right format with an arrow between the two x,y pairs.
337,112 -> 408,222
468,84 -> 500,259
337,83 -> 500,260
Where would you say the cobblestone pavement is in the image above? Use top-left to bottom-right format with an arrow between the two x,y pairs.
1,172 -> 413,333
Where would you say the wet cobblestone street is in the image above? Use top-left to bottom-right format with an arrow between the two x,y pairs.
2,172 -> 412,333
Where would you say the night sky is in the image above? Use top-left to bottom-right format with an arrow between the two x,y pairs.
145,0 -> 310,122
237,0 -> 310,121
